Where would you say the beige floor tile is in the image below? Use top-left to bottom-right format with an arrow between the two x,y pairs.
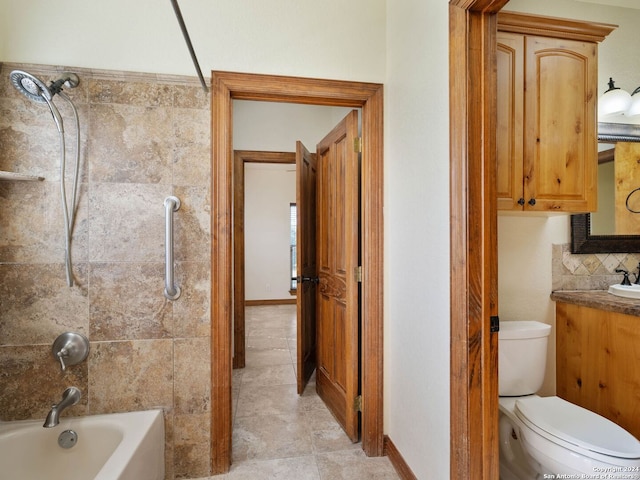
316,449 -> 399,480
232,413 -> 313,462
246,335 -> 289,349
244,346 -> 292,367
227,456 -> 320,480
235,384 -> 303,418
214,305 -> 400,480
239,364 -> 296,387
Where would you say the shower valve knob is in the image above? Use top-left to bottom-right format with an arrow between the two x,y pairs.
52,332 -> 90,372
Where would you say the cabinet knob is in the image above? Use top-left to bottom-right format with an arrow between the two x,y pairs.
528,198 -> 536,206
517,198 -> 525,206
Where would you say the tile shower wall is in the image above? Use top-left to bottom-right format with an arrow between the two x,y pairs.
552,243 -> 640,291
0,63 -> 211,479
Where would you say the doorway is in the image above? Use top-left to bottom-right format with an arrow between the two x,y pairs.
210,71 -> 384,473
233,150 -> 296,370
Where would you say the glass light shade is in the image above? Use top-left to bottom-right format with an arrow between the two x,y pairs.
599,88 -> 632,117
628,93 -> 640,117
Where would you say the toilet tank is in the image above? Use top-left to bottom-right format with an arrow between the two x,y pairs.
499,321 -> 552,396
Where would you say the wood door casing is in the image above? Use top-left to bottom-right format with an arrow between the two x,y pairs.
315,110 -> 360,442
449,2 -> 504,479
296,141 -> 318,394
211,72 -> 384,474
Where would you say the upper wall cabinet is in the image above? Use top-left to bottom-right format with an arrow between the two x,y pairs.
497,12 -> 616,213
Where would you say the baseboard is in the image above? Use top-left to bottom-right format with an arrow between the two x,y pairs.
384,435 -> 418,480
245,299 -> 296,306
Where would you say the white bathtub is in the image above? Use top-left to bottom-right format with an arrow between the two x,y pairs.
0,409 -> 164,480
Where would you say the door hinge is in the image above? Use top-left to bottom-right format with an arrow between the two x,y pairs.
353,395 -> 362,412
490,315 -> 500,333
354,137 -> 362,153
355,265 -> 362,283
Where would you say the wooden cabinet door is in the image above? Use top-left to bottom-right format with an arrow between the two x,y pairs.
316,110 -> 360,442
524,35 -> 597,212
556,302 -> 640,440
497,32 -> 525,211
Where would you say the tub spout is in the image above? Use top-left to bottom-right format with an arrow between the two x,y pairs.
43,387 -> 81,428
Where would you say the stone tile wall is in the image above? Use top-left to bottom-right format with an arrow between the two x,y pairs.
552,243 -> 640,291
0,62 -> 211,479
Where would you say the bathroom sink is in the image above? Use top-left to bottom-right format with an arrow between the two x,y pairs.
608,284 -> 640,299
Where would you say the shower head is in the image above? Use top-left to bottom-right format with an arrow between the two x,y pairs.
10,70 -> 52,103
9,70 -> 79,104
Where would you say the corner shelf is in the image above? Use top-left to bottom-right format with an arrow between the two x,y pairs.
0,171 -> 44,181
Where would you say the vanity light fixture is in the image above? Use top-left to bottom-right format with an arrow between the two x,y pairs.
626,86 -> 640,117
598,77 -> 632,117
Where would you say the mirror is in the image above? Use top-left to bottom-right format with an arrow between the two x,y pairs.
571,124 -> 640,253
568,0 -> 640,253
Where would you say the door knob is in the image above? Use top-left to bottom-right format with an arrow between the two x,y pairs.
298,275 -> 319,284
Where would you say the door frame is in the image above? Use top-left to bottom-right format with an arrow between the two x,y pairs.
449,0 -> 506,478
210,71 -> 384,473
232,150 -> 296,370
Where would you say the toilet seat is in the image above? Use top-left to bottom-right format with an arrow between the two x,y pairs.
515,396 -> 640,459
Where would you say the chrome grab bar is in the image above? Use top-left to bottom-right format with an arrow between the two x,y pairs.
164,196 -> 181,300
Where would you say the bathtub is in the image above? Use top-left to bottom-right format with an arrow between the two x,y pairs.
0,409 -> 164,480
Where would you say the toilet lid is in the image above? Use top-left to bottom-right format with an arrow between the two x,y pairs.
515,396 -> 640,459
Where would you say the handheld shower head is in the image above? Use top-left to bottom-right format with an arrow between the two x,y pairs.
9,70 -> 52,103
9,70 -> 81,134
9,70 -> 80,103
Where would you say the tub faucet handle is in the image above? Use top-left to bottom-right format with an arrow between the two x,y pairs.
52,332 -> 90,372
56,348 -> 68,371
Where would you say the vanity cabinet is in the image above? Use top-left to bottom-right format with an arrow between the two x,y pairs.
555,301 -> 640,440
496,13 -> 614,212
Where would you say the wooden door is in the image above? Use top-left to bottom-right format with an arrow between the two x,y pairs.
296,141 -> 318,394
315,110 -> 360,442
524,35 -> 597,212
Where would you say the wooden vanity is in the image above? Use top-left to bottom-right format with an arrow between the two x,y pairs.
552,291 -> 640,440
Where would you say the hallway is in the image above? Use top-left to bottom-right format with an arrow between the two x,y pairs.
203,304 -> 399,479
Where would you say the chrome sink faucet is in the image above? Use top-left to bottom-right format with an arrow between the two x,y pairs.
43,387 -> 81,428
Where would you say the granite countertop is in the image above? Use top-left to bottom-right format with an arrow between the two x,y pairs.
551,290 -> 640,317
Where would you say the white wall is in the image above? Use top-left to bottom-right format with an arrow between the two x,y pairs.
233,101 -> 354,152
0,0 -> 385,82
244,163 -> 295,301
385,1 -> 450,478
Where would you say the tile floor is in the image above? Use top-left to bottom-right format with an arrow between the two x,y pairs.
193,304 -> 399,480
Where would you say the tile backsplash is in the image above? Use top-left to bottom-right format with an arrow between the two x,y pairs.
552,243 -> 640,291
0,62 -> 211,479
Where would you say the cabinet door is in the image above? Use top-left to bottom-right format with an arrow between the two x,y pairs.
497,32 -> 525,211
524,36 -> 597,212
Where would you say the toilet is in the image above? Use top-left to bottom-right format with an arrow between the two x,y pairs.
498,320 -> 640,480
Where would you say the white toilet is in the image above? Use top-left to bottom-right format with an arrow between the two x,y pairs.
499,320 -> 640,480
